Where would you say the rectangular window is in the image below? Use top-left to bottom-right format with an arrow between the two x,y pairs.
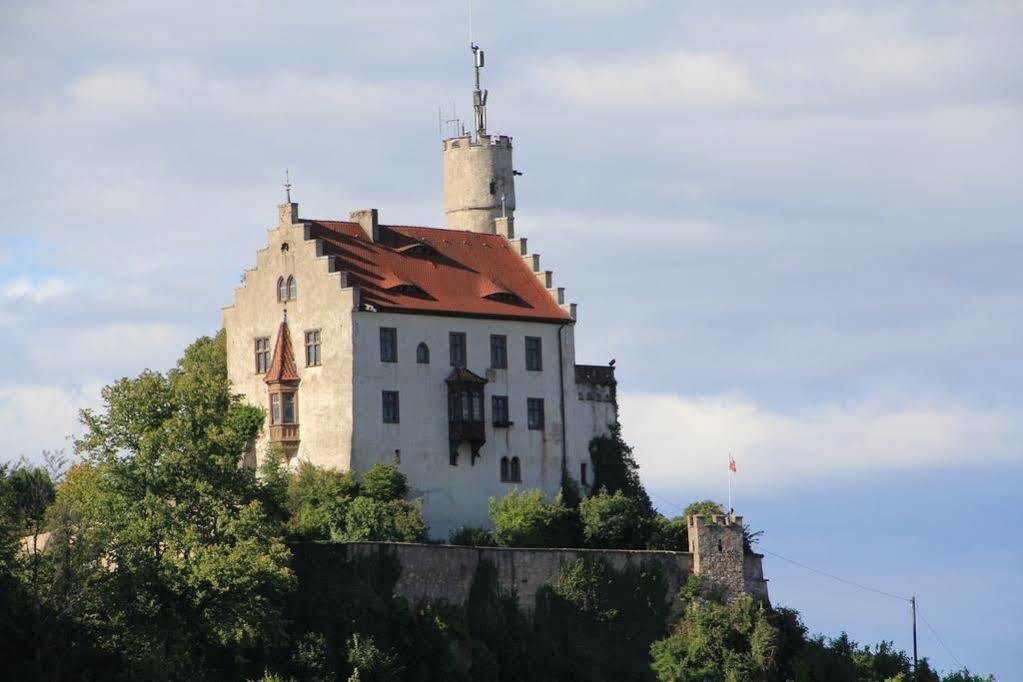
527,398 -> 545,430
255,337 -> 271,374
270,393 -> 281,424
382,390 -> 400,424
449,331 -> 467,367
380,327 -> 397,363
305,330 -> 321,366
282,392 -> 296,424
490,334 -> 507,369
492,395 -> 509,426
525,336 -> 543,371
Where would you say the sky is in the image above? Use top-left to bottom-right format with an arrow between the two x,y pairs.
1,0 -> 1020,676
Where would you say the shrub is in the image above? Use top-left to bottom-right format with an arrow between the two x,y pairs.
578,488 -> 650,549
588,422 -> 654,517
333,497 -> 427,543
286,461 -> 359,540
449,526 -> 497,547
489,489 -> 578,548
360,463 -> 408,502
646,515 -> 688,551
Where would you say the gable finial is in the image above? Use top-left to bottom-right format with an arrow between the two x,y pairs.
282,306 -> 288,324
284,169 -> 293,204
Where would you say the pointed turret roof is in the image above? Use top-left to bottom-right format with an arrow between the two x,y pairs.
265,312 -> 299,384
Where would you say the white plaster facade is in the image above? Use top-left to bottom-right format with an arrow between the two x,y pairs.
223,206 -> 616,538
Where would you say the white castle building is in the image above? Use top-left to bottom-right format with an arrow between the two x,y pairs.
223,46 -> 616,536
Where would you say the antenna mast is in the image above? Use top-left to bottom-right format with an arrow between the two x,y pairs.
471,43 -> 487,137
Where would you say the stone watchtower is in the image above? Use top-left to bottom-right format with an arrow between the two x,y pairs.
443,43 -> 517,236
689,514 -> 748,600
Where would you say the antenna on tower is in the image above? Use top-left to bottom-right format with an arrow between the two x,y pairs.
471,42 -> 488,137
283,169 -> 293,204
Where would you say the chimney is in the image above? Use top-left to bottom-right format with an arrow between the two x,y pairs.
495,215 -> 514,239
351,209 -> 379,242
279,202 -> 298,225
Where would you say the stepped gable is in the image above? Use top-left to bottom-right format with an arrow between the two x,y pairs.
265,317 -> 299,384
305,219 -> 572,323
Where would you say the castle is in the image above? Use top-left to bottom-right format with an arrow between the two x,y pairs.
223,44 -> 617,537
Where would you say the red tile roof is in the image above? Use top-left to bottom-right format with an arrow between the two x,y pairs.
305,220 -> 572,323
265,317 -> 299,384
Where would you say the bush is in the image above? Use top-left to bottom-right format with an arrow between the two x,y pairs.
360,462 -> 409,502
579,488 -> 650,549
333,497 -> 427,543
646,515 -> 688,551
489,489 -> 578,548
588,422 -> 654,517
287,461 -> 359,540
449,526 -> 497,547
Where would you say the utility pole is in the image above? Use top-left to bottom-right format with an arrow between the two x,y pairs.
911,596 -> 918,680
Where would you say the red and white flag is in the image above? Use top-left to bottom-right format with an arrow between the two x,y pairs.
728,456 -> 737,473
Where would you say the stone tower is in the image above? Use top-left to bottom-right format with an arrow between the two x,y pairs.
443,43 -> 517,236
688,514 -> 747,600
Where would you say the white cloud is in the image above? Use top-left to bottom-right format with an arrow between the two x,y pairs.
619,392 -> 1022,494
1,276 -> 74,304
532,50 -> 760,111
0,383 -> 100,461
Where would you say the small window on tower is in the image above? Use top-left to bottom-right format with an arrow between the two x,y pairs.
581,462 -> 588,487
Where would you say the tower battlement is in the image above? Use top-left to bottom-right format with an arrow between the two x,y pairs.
443,133 -> 513,151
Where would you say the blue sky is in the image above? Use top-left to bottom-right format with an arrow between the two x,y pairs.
1,1 -> 1020,676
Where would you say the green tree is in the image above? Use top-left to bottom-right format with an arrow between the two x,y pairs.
489,489 -> 578,548
647,514 -> 689,551
334,497 -> 427,543
588,421 -> 654,517
65,330 -> 296,677
360,461 -> 409,502
578,488 -> 650,549
286,460 -> 359,540
650,576 -> 779,682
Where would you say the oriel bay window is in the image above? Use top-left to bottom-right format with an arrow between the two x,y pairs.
446,367 -> 487,463
270,391 -> 297,425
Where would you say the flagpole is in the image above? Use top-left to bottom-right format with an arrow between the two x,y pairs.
727,452 -> 733,517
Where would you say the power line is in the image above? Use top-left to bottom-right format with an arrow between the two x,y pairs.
917,607 -> 967,670
759,548 -> 911,603
648,487 -> 972,672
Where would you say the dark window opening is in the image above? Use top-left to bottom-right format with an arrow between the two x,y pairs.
510,457 -> 521,482
380,327 -> 397,363
382,390 -> 400,423
492,395 -> 510,426
581,462 -> 588,487
718,539 -> 723,552
490,334 -> 507,369
500,456 -> 509,482
449,331 -> 467,367
416,342 -> 430,364
527,398 -> 545,430
525,336 -> 543,371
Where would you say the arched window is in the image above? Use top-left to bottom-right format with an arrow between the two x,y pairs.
500,457 -> 510,482
287,275 -> 297,301
416,342 -> 430,364
277,277 -> 287,302
510,457 -> 521,483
